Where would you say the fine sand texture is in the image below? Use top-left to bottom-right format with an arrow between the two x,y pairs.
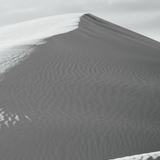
0,14 -> 160,160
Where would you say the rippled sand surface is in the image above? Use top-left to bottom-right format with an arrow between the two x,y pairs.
0,14 -> 160,160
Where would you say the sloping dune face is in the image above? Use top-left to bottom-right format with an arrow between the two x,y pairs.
0,13 -> 82,77
0,13 -> 160,160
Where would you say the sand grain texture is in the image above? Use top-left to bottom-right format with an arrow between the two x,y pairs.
0,14 -> 160,160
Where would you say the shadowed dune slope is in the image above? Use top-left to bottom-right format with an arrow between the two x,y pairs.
0,14 -> 160,160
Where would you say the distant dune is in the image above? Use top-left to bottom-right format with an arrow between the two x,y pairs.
0,13 -> 160,160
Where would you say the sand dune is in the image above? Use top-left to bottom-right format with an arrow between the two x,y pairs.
0,13 -> 82,77
109,151 -> 160,160
0,13 -> 160,160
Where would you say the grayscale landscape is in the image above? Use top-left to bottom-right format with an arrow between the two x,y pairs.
0,3 -> 160,160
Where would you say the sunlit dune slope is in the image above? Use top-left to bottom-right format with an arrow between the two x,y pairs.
0,13 -> 160,160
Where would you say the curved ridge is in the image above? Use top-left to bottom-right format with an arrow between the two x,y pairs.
109,151 -> 160,160
0,13 -> 83,78
0,13 -> 160,160
0,13 -> 83,48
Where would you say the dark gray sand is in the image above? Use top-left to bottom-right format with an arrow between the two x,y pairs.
0,14 -> 160,160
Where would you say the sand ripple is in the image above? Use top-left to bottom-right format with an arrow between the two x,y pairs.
0,14 -> 160,160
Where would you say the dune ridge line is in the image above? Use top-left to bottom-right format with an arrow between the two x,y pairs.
0,13 -> 160,160
109,151 -> 160,160
0,13 -> 84,77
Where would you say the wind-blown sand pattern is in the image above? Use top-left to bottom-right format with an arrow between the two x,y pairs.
0,13 -> 82,77
0,13 -> 160,160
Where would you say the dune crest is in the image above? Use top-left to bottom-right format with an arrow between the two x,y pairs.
0,13 -> 83,77
0,13 -> 160,160
0,13 -> 83,48
110,151 -> 160,160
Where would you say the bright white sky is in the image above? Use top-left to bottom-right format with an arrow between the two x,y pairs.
0,0 -> 160,42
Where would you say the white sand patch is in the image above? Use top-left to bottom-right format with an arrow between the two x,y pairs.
0,108 -> 32,129
0,13 -> 83,76
0,13 -> 83,48
110,151 -> 160,160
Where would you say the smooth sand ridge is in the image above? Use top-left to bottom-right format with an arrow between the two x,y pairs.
109,151 -> 160,160
0,13 -> 160,160
0,13 -> 83,76
0,13 -> 83,47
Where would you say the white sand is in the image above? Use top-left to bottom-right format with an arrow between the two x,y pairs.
0,13 -> 83,76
